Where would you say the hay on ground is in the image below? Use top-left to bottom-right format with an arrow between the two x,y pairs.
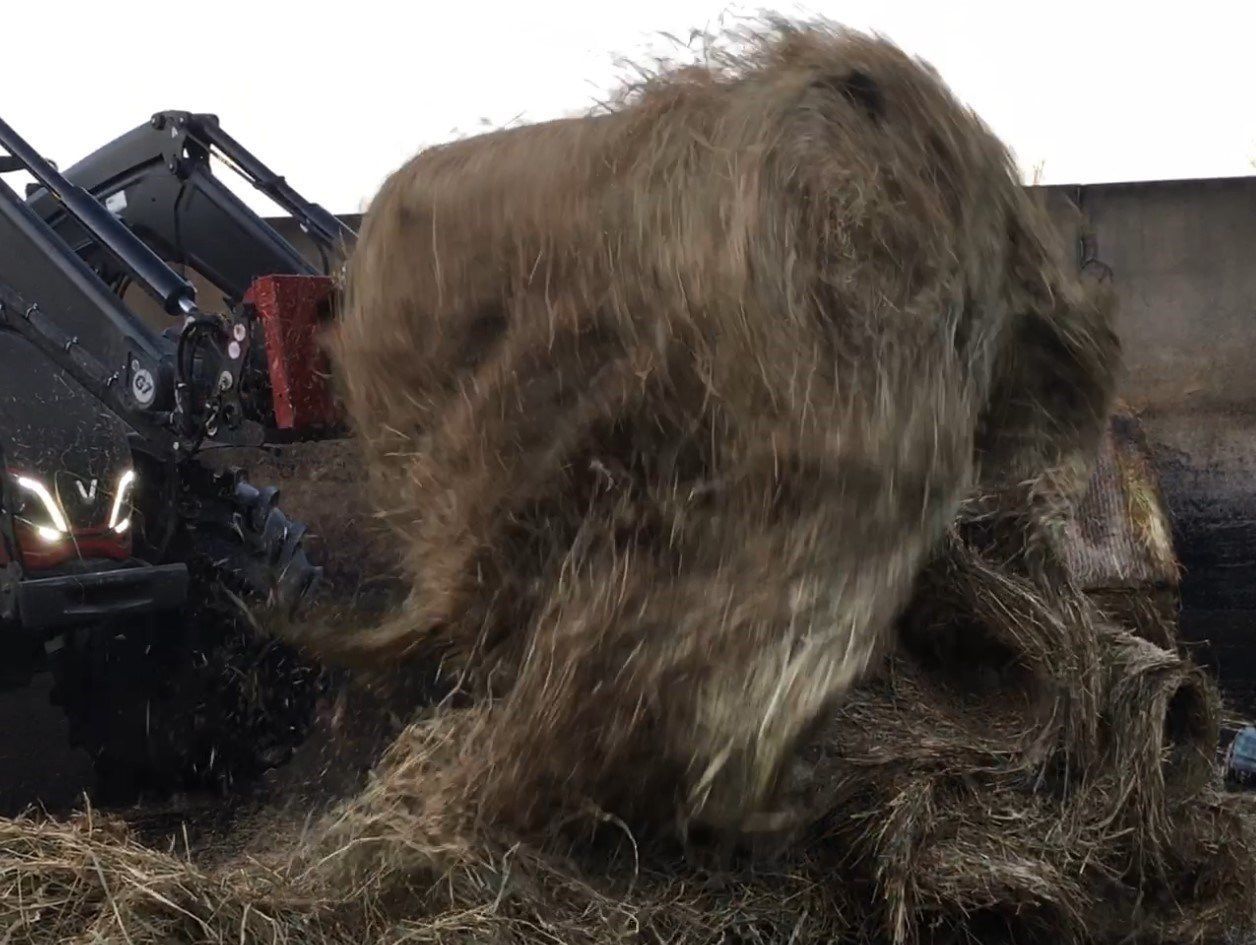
3,544 -> 1250,945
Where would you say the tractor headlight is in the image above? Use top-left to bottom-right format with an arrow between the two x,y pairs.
15,475 -> 69,542
108,468 -> 136,534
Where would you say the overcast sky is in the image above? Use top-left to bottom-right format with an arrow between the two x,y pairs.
4,0 -> 1254,214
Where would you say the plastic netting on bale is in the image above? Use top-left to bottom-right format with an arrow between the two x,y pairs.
2,19 -> 1253,945
1061,405 -> 1181,648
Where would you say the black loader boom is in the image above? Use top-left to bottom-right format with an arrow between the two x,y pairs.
27,110 -> 355,303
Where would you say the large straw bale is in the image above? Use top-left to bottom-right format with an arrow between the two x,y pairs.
329,21 -> 1117,830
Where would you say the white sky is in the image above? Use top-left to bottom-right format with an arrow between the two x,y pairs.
4,0 -> 1255,214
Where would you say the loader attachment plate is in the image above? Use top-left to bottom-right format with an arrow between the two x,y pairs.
244,275 -> 340,434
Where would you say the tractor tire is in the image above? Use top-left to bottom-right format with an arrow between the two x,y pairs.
48,605 -> 323,807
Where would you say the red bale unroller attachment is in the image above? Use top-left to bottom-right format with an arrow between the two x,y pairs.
244,274 -> 342,435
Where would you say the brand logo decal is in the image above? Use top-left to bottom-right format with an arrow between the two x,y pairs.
131,367 -> 155,405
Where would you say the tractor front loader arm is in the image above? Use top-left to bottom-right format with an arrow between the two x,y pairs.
0,118 -> 320,611
27,111 -> 355,303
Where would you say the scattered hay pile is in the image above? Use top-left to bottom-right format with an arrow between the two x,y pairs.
2,19 -> 1253,945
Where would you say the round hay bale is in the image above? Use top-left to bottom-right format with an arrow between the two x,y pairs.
328,23 -> 1118,830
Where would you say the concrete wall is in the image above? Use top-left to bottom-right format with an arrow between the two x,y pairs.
1041,178 -> 1256,609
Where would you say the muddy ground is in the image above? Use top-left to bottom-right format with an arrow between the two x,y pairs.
0,675 -> 92,814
